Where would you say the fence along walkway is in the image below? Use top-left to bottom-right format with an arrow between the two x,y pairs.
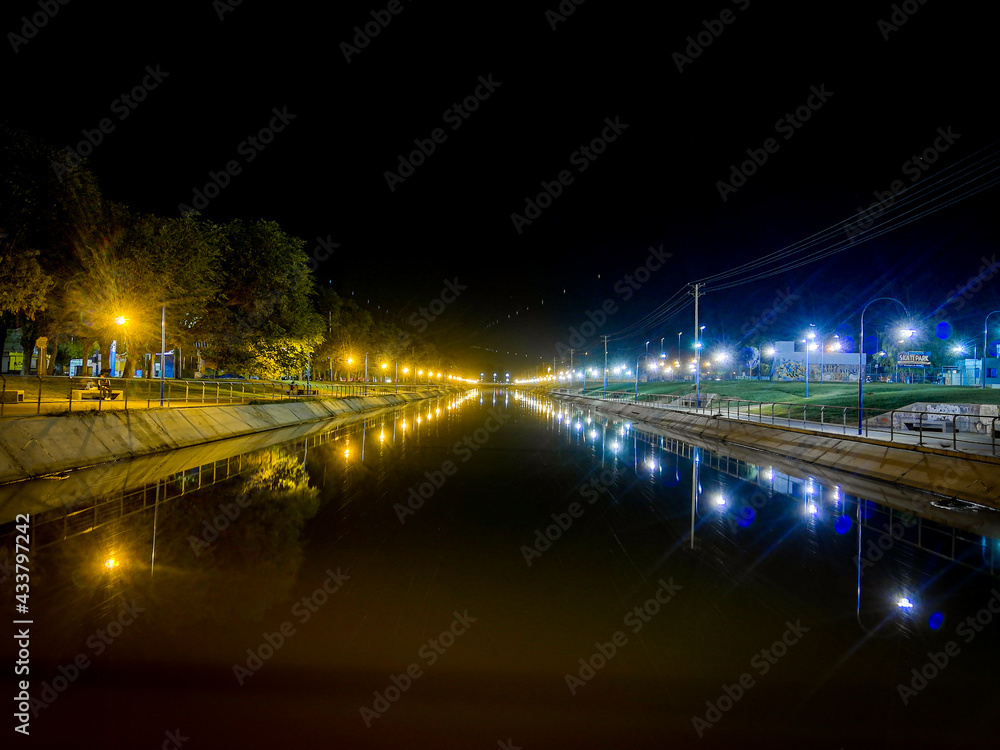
553,388 -> 1000,457
0,375 -> 438,417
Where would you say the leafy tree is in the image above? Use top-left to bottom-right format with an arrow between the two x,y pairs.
0,124 -> 102,366
193,220 -> 324,378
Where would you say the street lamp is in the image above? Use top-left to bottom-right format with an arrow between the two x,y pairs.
804,326 -> 816,398
635,351 -> 656,401
983,311 -> 1000,389
858,297 -> 908,434
764,345 -> 776,381
951,345 -> 967,386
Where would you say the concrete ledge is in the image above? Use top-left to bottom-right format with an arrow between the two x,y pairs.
553,394 -> 1000,509
0,389 -> 456,485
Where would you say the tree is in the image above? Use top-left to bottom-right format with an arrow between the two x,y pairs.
0,124 -> 102,367
193,220 -> 324,378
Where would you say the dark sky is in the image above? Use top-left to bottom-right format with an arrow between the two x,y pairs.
5,1 -> 998,377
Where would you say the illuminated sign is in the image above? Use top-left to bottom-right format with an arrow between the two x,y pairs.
897,351 -> 931,367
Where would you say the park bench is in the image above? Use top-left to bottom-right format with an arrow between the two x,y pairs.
70,388 -> 123,401
1,390 -> 24,403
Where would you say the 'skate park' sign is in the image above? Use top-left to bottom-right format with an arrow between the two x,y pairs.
897,351 -> 931,368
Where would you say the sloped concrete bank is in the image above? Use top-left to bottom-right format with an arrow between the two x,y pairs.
0,390 -> 459,485
553,394 -> 1000,510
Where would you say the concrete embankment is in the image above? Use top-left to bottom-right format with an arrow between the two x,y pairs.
0,390 -> 459,485
552,394 -> 1000,510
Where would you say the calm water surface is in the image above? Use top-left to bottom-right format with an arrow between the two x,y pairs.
2,388 -> 999,748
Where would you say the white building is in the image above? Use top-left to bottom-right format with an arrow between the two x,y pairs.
767,340 -> 866,382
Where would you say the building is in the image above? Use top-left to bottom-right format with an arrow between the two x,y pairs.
952,358 -> 1000,387
767,340 -> 866,382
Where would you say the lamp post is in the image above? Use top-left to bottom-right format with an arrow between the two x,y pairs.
804,326 -> 816,398
982,311 -> 1000,389
764,346 -> 775,381
677,332 -> 682,363
858,297 -> 907,434
951,345 -> 967,386
159,304 -> 165,407
634,352 -> 654,402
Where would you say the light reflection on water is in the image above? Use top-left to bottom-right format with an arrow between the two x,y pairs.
2,388 -> 999,747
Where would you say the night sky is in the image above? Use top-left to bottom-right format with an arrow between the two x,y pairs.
5,1 -> 997,376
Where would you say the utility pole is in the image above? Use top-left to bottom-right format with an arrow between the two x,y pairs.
692,283 -> 701,408
603,335 -> 608,398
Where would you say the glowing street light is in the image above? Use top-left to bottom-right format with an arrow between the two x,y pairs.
858,298 -> 908,434
803,326 -> 816,398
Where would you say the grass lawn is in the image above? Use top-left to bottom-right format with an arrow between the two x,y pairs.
563,380 -> 1000,419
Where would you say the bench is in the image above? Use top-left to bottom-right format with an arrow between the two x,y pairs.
903,421 -> 951,434
70,389 -> 124,401
1,390 -> 24,403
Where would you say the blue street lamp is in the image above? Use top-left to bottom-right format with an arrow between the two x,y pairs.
858,297 -> 908,434
803,326 -> 816,398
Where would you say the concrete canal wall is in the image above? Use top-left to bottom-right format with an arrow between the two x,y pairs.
552,394 -> 1000,510
0,390 -> 458,485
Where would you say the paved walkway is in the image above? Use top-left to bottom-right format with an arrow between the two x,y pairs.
569,394 -> 1000,459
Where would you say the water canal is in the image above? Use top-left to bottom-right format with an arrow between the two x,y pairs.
2,388 -> 998,748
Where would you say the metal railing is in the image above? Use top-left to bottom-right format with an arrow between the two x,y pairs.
551,388 -> 1000,455
0,374 -> 456,417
